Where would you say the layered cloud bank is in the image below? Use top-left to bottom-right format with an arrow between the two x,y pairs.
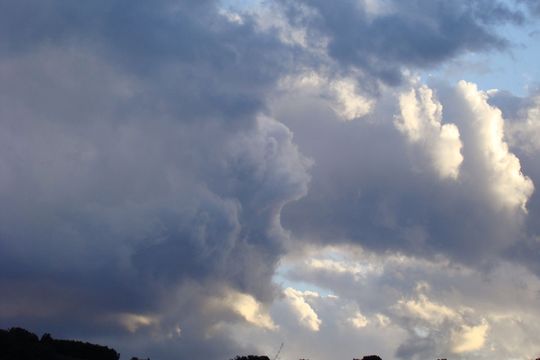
268,246 -> 540,360
1,0 -> 540,359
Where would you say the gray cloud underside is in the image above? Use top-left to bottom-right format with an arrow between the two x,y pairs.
278,0 -> 524,84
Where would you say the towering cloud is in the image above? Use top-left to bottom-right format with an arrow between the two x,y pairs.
1,0 -> 539,359
279,79 -> 534,265
396,84 -> 463,179
451,81 -> 534,212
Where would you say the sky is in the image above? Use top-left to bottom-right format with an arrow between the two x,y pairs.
1,1 -> 540,359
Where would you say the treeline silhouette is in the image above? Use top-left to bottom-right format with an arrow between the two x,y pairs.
0,327 -> 120,360
4,328 -> 539,360
230,356 -> 383,360
235,355 -> 540,360
232,357 -> 383,360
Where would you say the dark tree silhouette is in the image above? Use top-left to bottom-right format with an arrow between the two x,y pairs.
0,327 -> 120,360
230,356 -> 271,360
359,356 -> 383,360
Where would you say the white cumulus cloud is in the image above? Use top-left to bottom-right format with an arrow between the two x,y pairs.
279,71 -> 374,121
456,81 -> 534,212
451,320 -> 489,353
396,84 -> 463,180
207,288 -> 277,330
283,287 -> 322,331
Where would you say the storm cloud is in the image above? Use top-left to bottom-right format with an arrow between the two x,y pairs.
1,0 -> 540,359
0,0 -> 311,357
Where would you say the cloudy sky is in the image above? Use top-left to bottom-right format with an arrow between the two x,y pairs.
1,1 -> 540,359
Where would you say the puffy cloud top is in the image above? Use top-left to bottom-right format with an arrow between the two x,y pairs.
396,84 -> 463,179
455,81 -> 534,212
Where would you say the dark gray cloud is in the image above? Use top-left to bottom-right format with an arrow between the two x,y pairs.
0,1 -> 310,358
0,0 -> 290,125
278,0 -> 523,84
